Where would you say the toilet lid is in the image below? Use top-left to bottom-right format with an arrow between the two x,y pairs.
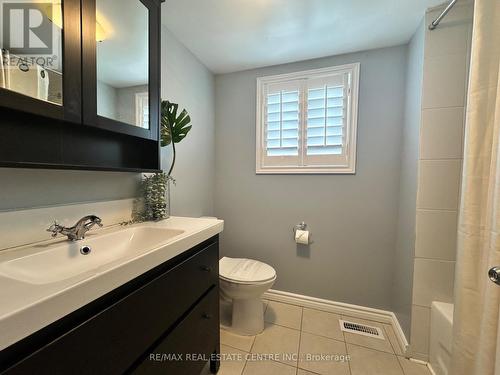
219,257 -> 276,284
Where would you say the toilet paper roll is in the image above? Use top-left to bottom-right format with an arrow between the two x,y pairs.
295,229 -> 309,245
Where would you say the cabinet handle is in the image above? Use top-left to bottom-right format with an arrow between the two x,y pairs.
203,313 -> 212,319
201,266 -> 212,272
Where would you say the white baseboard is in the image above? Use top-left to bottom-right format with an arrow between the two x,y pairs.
410,351 -> 429,362
263,289 -> 410,355
403,358 -> 435,375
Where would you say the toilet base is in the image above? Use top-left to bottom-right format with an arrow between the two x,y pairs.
231,297 -> 264,335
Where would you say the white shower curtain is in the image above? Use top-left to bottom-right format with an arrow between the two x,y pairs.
451,0 -> 500,374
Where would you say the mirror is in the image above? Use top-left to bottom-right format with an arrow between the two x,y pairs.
96,0 -> 149,129
0,0 -> 63,105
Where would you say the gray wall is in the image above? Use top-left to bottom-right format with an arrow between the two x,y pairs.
97,80 -> 118,119
392,20 -> 424,338
97,81 -> 149,127
161,27 -> 215,217
0,169 -> 140,211
214,45 -> 407,310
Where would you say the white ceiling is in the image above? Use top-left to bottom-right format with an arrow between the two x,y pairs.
162,0 -> 444,74
96,0 -> 149,88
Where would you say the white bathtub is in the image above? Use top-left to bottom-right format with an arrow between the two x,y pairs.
429,302 -> 454,375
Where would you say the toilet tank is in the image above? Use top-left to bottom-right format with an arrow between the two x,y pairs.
429,302 -> 454,375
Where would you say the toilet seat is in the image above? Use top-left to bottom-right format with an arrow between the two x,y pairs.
219,257 -> 277,335
219,257 -> 276,285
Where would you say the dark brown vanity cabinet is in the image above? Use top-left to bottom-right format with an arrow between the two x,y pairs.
0,236 -> 220,375
0,0 -> 162,171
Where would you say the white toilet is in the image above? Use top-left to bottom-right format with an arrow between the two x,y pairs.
219,257 -> 276,335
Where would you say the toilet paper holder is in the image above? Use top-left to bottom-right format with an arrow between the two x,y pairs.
293,222 -> 307,234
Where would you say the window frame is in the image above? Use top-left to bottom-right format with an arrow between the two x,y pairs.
255,63 -> 360,174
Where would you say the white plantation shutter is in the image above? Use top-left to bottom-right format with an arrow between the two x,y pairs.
305,72 -> 351,167
256,63 -> 359,174
266,89 -> 300,157
262,80 -> 302,167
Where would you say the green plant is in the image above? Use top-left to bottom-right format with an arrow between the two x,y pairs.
126,171 -> 168,223
121,100 -> 192,225
160,100 -> 192,176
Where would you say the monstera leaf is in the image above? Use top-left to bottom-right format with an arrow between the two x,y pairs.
161,101 -> 192,147
160,100 -> 192,176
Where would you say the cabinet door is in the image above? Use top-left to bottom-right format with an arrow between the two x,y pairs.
0,0 -> 82,122
81,0 -> 160,140
0,240 -> 218,375
131,287 -> 220,375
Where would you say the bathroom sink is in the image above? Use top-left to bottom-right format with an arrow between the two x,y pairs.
0,226 -> 184,285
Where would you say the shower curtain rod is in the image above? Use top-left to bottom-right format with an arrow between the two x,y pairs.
429,0 -> 458,30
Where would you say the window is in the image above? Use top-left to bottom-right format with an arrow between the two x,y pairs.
256,63 -> 359,174
135,92 -> 149,129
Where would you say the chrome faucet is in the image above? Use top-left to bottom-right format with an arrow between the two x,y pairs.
47,215 -> 103,241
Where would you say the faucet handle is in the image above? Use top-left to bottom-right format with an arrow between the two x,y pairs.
95,217 -> 103,227
87,215 -> 103,228
46,220 -> 60,237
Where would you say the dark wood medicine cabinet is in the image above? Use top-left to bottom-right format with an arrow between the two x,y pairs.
0,0 -> 163,172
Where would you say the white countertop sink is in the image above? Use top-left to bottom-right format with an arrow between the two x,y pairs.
0,226 -> 184,284
0,216 -> 223,351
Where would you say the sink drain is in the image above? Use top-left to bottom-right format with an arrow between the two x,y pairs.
80,245 -> 92,255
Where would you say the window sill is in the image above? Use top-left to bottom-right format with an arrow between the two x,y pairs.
255,166 -> 356,175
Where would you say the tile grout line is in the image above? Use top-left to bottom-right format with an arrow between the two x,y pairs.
240,358 -> 249,375
344,340 -> 401,356
248,333 -> 257,353
383,324 -> 399,354
242,300 -> 265,373
395,355 -> 409,375
226,301 -> 261,375
219,341 -> 249,375
221,341 -> 252,354
295,365 -> 325,375
382,324 -> 411,374
341,315 -> 353,375
265,321 -> 306,332
264,301 -> 305,332
255,301 -> 307,372
296,307 -> 304,372
219,333 -> 253,375
241,331 -> 256,375
301,330 -> 347,343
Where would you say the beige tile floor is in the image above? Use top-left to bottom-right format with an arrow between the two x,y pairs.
218,300 -> 431,375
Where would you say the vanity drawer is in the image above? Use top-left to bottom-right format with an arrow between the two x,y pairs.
131,286 -> 219,375
3,240 -> 219,375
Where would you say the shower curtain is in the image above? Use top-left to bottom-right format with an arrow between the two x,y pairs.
451,0 -> 500,374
